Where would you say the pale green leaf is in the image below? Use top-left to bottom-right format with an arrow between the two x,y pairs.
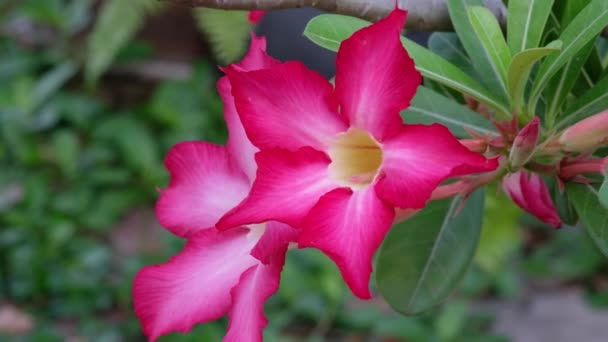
507,0 -> 555,54
376,190 -> 485,314
507,41 -> 562,114
468,6 -> 511,86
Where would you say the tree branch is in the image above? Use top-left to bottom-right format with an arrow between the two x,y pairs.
169,0 -> 507,31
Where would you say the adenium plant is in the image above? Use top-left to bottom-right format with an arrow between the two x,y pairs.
135,0 -> 608,340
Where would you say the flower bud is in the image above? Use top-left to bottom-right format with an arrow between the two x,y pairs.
509,117 -> 540,168
560,110 -> 608,152
502,171 -> 562,228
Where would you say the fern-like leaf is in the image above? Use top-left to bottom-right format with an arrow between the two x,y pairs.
85,0 -> 163,84
194,8 -> 253,64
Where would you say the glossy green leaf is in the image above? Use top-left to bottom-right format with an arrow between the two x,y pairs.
544,41 -> 595,127
558,72 -> 608,129
507,0 -> 555,54
428,32 -> 477,78
402,86 -> 496,138
303,14 -> 510,118
507,41 -> 562,114
447,0 -> 510,103
528,0 -> 608,114
376,190 -> 485,315
567,183 -> 608,257
468,6 -> 511,86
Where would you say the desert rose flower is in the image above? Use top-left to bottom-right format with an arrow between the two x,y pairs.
218,8 -> 498,299
502,170 -> 562,228
248,10 -> 265,24
560,109 -> 608,152
133,37 -> 297,342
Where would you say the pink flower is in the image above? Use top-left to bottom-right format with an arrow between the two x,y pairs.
509,117 -> 540,168
218,9 -> 498,299
248,10 -> 265,24
560,109 -> 608,152
502,170 -> 562,228
132,37 -> 297,341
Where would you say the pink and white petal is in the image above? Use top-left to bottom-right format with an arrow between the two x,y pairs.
376,124 -> 498,209
218,147 -> 337,230
230,34 -> 280,72
227,61 -> 348,151
218,77 -> 258,181
251,221 -> 299,264
224,253 -> 285,342
156,142 -> 250,237
133,228 -> 259,341
335,8 -> 421,140
298,187 -> 395,299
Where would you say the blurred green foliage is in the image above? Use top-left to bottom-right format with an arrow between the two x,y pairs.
1,1 -> 607,341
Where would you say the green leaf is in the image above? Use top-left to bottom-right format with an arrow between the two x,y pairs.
376,190 -> 485,315
599,177 -> 608,208
31,61 -> 77,112
51,129 -> 79,179
528,0 -> 608,114
544,41 -> 595,127
193,9 -> 253,64
303,14 -> 510,118
475,190 -> 521,274
467,6 -> 511,88
428,32 -> 477,78
402,86 -> 496,138
85,0 -> 162,84
447,0 -> 510,103
507,41 -> 562,114
558,72 -> 608,129
507,0 -> 555,54
567,183 -> 608,257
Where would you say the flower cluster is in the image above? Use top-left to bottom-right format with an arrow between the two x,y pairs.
127,8 -> 608,341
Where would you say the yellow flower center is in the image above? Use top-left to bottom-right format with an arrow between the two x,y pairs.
329,128 -> 383,188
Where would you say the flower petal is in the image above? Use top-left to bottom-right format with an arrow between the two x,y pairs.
335,8 -> 421,140
224,253 -> 284,342
376,124 -> 498,209
218,147 -> 337,229
133,228 -> 258,341
298,187 -> 395,299
251,221 -> 299,264
230,35 -> 280,72
219,77 -> 258,181
227,61 -> 348,151
156,142 -> 250,237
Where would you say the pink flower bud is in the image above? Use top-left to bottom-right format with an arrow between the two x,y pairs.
502,171 -> 562,228
248,10 -> 265,24
509,117 -> 540,167
560,110 -> 608,152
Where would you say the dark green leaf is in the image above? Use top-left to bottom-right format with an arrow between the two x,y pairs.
447,0 -> 510,102
529,0 -> 608,114
194,9 -> 254,64
558,72 -> 608,129
376,190 -> 485,314
402,86 -> 496,138
507,0 -> 555,54
567,183 -> 608,257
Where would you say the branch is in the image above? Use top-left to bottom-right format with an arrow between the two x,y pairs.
169,0 -> 507,31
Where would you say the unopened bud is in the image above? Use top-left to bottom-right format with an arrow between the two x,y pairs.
509,117 -> 540,167
560,110 -> 608,152
502,170 -> 562,228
